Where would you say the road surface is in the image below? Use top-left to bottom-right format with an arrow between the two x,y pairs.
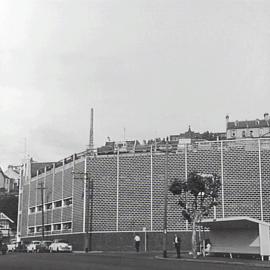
0,252 -> 267,270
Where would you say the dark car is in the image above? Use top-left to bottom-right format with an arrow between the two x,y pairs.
15,242 -> 27,253
36,241 -> 53,253
0,242 -> 8,255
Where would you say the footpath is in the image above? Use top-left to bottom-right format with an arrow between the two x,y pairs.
74,250 -> 270,268
155,251 -> 270,269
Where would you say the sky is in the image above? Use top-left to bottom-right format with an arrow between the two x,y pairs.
0,0 -> 270,170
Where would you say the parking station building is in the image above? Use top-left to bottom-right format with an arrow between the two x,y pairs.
17,138 -> 270,251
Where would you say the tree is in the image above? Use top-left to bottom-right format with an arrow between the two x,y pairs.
0,194 -> 18,230
169,171 -> 221,258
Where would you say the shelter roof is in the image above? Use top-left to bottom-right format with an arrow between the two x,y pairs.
199,216 -> 270,230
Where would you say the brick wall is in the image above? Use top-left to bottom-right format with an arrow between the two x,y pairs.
19,138 -> 270,251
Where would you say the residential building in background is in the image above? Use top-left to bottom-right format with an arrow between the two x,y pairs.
0,166 -> 20,194
0,168 -> 7,193
226,113 -> 270,139
170,126 -> 226,142
4,165 -> 20,193
0,212 -> 14,238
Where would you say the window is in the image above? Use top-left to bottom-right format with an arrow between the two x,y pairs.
36,226 -> 43,233
63,198 -> 72,206
28,227 -> 35,233
53,223 -> 61,231
45,203 -> 52,210
29,207 -> 35,214
37,205 -> 43,212
44,225 -> 51,232
54,200 -> 62,208
62,222 -> 72,230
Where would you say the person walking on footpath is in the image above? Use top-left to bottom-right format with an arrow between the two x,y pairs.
134,233 -> 141,252
173,234 -> 181,258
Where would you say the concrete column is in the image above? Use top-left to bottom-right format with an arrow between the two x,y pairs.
258,139 -> 263,221
185,144 -> 188,231
83,156 -> 87,233
150,146 -> 153,231
116,150 -> 119,231
221,141 -> 225,218
72,154 -> 75,232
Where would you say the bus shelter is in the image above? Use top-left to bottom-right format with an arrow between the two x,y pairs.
200,216 -> 270,261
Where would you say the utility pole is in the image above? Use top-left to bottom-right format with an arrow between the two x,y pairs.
37,182 -> 46,241
162,137 -> 169,258
85,172 -> 91,252
72,171 -> 92,252
88,108 -> 94,155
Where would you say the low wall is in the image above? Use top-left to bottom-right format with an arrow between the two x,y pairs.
21,231 -> 193,251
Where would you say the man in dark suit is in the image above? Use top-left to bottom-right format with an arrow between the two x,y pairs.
173,234 -> 181,258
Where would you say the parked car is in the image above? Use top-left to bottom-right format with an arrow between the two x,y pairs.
36,240 -> 53,253
27,240 -> 41,253
0,242 -> 8,255
15,241 -> 27,253
49,239 -> 72,253
7,239 -> 17,252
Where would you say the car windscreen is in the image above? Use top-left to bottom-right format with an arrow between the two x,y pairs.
57,240 -> 69,244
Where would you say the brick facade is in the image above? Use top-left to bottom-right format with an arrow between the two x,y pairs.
18,138 -> 270,250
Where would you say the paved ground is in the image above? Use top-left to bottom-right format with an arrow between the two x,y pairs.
0,251 -> 269,270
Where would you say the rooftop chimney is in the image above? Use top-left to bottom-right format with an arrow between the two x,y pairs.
264,113 -> 269,121
225,115 -> 229,131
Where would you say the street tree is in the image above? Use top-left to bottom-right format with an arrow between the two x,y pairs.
169,171 -> 221,258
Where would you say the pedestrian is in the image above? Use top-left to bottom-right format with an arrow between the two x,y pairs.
134,233 -> 141,252
173,234 -> 181,258
204,239 -> 211,256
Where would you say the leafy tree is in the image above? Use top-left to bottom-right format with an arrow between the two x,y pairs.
0,194 -> 18,230
169,171 -> 221,258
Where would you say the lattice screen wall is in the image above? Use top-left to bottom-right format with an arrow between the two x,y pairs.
19,138 -> 270,238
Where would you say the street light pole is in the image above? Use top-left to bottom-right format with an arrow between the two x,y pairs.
85,172 -> 91,253
162,137 -> 169,258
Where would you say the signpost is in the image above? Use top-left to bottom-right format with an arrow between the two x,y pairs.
142,227 -> 147,252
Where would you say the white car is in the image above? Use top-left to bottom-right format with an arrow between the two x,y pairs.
49,239 -> 72,253
7,239 -> 17,252
27,240 -> 41,253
